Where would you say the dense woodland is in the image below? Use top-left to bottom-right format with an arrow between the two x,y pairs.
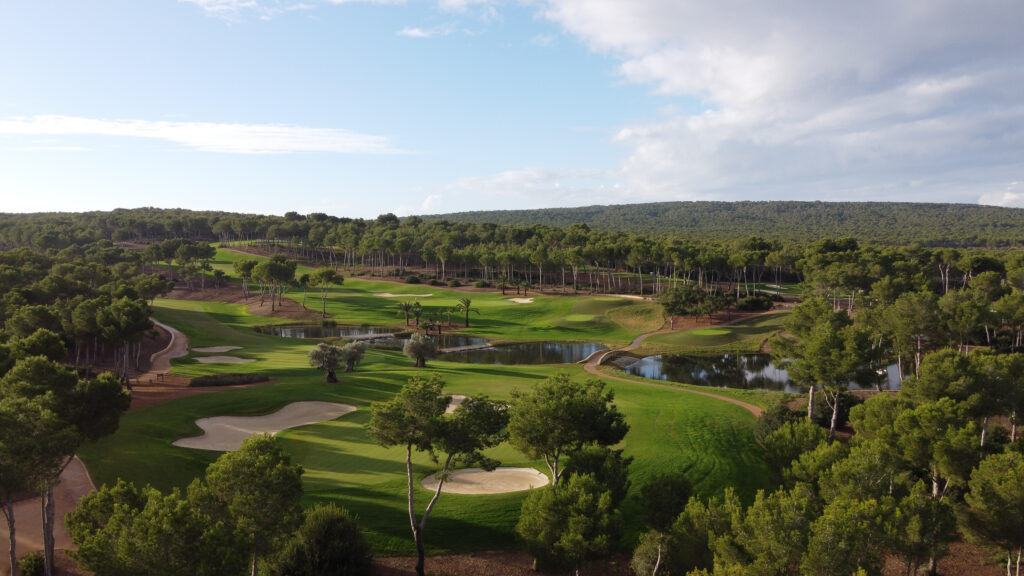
2,207 -> 1024,576
423,201 -> 1024,247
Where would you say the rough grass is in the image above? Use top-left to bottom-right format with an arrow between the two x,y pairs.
634,313 -> 788,356
78,298 -> 771,556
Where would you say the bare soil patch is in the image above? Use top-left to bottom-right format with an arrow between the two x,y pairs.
172,401 -> 356,451
166,284 -> 321,322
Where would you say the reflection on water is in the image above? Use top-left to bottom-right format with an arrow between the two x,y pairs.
259,324 -> 401,339
443,342 -> 608,365
622,354 -> 901,393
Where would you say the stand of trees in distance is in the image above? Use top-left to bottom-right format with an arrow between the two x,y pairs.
422,201 -> 1024,247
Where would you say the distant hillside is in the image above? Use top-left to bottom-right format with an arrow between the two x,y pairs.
420,201 -> 1024,246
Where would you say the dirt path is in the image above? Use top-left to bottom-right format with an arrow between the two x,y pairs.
584,318 -> 765,418
0,458 -> 94,575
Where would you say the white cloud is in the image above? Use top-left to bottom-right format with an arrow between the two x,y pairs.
18,146 -> 92,152
536,0 -> 1024,202
421,194 -> 442,211
447,168 -> 624,209
0,115 -> 399,155
396,25 -> 452,38
980,182 -> 1024,208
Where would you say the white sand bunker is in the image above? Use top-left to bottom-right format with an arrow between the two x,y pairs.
193,346 -> 242,353
445,394 -> 466,414
173,401 -> 356,451
195,356 -> 255,364
422,467 -> 549,494
506,298 -> 534,304
373,292 -> 433,298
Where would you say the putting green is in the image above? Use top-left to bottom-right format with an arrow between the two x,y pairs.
563,313 -> 596,322
691,328 -> 731,336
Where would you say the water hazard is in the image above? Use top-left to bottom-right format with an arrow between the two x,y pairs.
620,354 -> 901,393
442,341 -> 608,365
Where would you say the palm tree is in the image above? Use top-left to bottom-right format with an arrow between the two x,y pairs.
398,301 -> 414,326
455,297 -> 479,328
411,301 -> 423,327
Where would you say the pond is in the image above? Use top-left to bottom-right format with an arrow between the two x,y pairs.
619,354 -> 902,393
442,341 -> 608,365
258,324 -> 401,339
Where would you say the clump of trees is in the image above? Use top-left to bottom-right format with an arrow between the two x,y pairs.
68,434 -> 370,576
307,341 -> 366,382
508,374 -> 630,574
403,333 -> 437,368
367,374 -> 508,576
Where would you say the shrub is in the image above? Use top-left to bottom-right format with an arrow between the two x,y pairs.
428,279 -> 444,286
737,294 -> 774,311
320,319 -> 337,327
268,504 -> 372,576
405,275 -> 422,284
19,552 -> 44,576
189,373 -> 270,387
474,280 -> 491,288
446,279 -> 461,287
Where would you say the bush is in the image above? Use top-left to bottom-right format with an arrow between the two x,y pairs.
19,552 -> 44,576
268,504 -> 372,576
405,275 -> 421,284
737,294 -> 774,311
446,279 -> 461,287
640,473 -> 694,531
189,373 -> 270,387
474,280 -> 491,288
428,279 -> 444,286
320,319 -> 337,327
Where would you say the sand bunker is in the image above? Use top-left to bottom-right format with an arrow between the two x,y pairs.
196,356 -> 255,364
421,467 -> 549,494
445,394 -> 466,414
193,346 -> 242,353
373,292 -> 433,298
173,401 -> 356,451
506,298 -> 534,304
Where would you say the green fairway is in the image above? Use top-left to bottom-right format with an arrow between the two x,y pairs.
635,312 -> 788,355
205,247 -> 665,346
77,297 -> 772,555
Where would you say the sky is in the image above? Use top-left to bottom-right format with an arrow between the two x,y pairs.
1,0 -> 1022,219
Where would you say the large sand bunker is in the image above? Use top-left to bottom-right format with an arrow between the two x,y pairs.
173,401 -> 356,451
193,345 -> 242,353
196,355 -> 255,364
421,467 -> 550,494
373,292 -> 433,298
506,298 -> 534,304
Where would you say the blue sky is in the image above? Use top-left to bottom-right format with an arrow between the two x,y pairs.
1,1 -> 1022,218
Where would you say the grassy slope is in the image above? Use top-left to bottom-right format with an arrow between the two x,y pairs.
79,297 -> 770,555
633,312 -> 788,356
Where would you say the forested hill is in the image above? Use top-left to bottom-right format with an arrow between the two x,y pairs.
421,201 -> 1024,246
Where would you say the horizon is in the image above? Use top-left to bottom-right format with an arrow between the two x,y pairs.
1,1 -> 1022,218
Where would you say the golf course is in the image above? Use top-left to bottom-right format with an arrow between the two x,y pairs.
77,247 -> 786,556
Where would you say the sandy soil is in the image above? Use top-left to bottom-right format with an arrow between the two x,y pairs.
172,401 -> 357,451
0,458 -> 94,576
420,468 -> 549,495
192,346 -> 241,353
445,394 -> 466,414
147,319 -> 189,373
505,297 -> 533,303
373,292 -> 433,298
194,355 -> 254,364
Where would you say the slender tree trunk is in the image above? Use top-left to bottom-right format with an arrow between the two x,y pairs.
250,548 -> 258,576
652,540 -> 662,576
807,386 -> 816,421
4,501 -> 17,576
827,392 -> 840,444
42,487 -> 55,576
